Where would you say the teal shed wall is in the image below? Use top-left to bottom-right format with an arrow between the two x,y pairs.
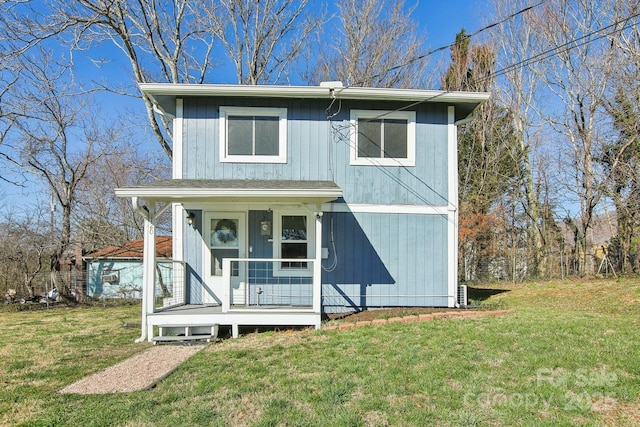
86,260 -> 143,299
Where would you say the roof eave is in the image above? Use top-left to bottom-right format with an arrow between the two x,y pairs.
139,83 -> 490,118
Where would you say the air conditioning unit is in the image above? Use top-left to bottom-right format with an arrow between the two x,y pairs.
457,284 -> 468,306
102,273 -> 119,284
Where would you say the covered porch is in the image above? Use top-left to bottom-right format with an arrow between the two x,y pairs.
115,179 -> 342,341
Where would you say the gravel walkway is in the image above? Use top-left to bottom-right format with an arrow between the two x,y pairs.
58,344 -> 205,394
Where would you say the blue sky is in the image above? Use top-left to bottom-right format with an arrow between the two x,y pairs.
415,0 -> 482,48
1,0 -> 484,211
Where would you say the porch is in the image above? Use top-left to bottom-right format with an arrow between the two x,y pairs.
149,258 -> 322,339
114,179 -> 342,342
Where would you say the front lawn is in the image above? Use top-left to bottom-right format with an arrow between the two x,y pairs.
1,278 -> 639,426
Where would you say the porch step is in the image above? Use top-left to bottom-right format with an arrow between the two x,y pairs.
153,324 -> 219,344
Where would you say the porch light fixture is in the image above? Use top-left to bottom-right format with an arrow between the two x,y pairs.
186,211 -> 196,226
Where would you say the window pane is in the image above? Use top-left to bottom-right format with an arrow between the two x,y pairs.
282,242 -> 307,258
211,249 -> 239,276
255,116 -> 279,156
384,119 -> 408,159
282,215 -> 307,241
281,243 -> 308,268
358,119 -> 382,158
228,116 -> 252,155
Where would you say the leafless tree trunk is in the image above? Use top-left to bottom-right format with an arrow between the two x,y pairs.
489,0 -> 549,277
204,0 -> 320,85
528,0 -> 619,276
1,0 -> 223,161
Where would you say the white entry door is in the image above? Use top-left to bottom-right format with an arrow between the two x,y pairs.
203,212 -> 246,305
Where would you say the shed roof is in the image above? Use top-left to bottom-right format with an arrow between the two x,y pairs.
83,236 -> 172,260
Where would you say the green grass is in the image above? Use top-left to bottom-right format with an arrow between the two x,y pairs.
1,278 -> 639,426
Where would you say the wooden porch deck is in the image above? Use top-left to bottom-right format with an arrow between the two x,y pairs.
148,304 -> 321,339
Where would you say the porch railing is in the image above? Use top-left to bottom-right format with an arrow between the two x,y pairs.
154,260 -> 187,310
222,258 -> 318,311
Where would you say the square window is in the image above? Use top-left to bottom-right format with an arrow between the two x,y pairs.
350,110 -> 416,166
220,107 -> 287,163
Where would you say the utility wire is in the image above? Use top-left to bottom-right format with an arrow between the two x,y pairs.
344,0 -> 548,89
326,8 -> 640,218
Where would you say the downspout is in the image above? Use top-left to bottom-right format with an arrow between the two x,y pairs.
454,112 -> 476,127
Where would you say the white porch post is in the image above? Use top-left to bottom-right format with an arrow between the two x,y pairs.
142,204 -> 157,341
313,212 -> 323,317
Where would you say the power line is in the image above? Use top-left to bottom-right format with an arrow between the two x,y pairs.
488,11 -> 640,84
345,0 -> 548,89
327,8 -> 640,217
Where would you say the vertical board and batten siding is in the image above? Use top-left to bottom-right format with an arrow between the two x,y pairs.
181,98 -> 449,206
321,212 -> 449,311
330,102 -> 450,206
183,210 -> 205,304
180,96 -> 453,310
182,98 -> 333,181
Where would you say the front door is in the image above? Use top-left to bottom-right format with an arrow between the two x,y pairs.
203,212 -> 246,305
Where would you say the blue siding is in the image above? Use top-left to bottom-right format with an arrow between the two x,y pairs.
183,210 -> 206,304
321,211 -> 449,312
179,96 -> 454,310
181,98 -> 450,206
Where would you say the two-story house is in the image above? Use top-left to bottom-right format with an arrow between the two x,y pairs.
115,82 -> 489,342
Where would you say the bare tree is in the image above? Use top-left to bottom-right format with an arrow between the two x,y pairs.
75,141 -> 171,251
1,0 -> 222,161
600,0 -> 640,273
305,0 -> 428,88
528,0 -> 619,275
488,0 -> 551,278
2,49 -> 119,295
203,0 -> 319,85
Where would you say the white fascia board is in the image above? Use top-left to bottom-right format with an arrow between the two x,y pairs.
114,187 -> 343,201
139,83 -> 490,104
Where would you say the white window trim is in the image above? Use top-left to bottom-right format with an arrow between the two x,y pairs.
350,109 -> 416,167
273,209 -> 315,277
219,106 -> 288,163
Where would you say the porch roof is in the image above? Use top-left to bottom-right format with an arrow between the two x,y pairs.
115,179 -> 343,204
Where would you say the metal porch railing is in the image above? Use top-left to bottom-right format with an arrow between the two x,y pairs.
223,258 -> 317,310
154,260 -> 187,310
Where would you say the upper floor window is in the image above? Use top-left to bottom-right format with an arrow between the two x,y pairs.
219,106 -> 287,163
350,110 -> 416,167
